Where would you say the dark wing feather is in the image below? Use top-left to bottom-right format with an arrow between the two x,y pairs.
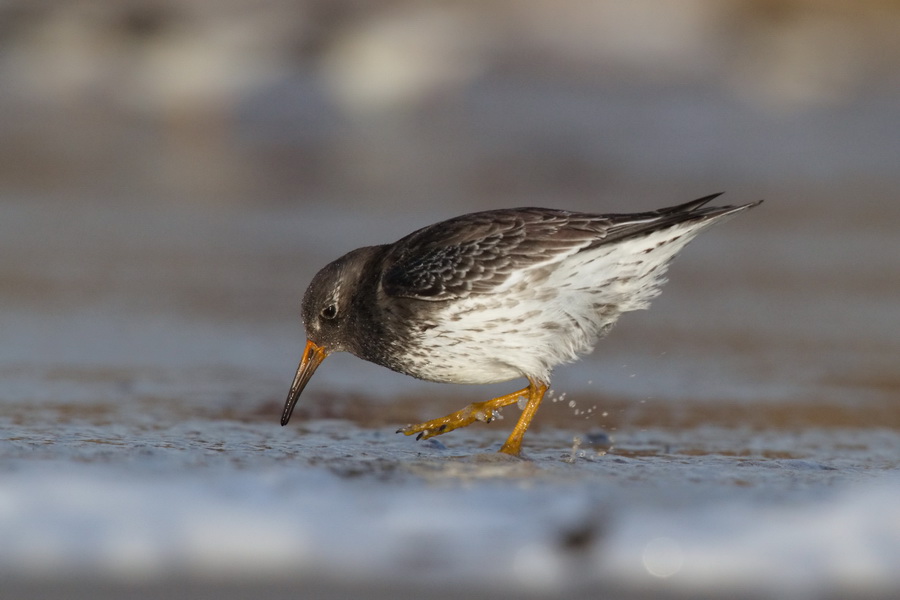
381,208 -> 610,301
381,194 -> 760,301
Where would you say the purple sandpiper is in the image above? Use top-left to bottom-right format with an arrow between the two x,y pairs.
281,193 -> 761,455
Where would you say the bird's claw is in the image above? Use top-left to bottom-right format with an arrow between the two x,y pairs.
397,404 -> 495,441
415,429 -> 443,441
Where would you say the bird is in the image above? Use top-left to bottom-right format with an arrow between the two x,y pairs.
280,193 -> 762,455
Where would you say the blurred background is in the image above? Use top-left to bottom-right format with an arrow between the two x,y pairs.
2,2 -> 900,596
2,0 -> 899,206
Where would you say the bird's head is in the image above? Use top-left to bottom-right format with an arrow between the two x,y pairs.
281,247 -> 375,426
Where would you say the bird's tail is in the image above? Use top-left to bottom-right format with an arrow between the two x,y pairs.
598,194 -> 763,246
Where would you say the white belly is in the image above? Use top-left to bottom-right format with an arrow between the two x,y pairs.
399,220 -> 712,384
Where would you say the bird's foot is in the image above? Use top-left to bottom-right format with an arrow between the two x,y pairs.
397,400 -> 501,441
397,385 -> 533,442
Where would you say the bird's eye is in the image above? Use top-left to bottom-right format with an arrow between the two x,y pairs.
320,304 -> 337,320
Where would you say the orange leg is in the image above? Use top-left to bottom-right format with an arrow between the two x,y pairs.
397,377 -> 549,456
499,379 -> 548,456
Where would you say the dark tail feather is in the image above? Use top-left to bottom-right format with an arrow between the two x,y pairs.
596,195 -> 763,246
653,192 -> 725,216
705,198 -> 764,219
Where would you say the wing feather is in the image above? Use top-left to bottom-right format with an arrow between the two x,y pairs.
382,209 -> 605,300
380,195 -> 759,301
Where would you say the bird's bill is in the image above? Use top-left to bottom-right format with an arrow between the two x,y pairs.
281,339 -> 329,426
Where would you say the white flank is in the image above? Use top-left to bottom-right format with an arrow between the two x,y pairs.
406,218 -> 723,384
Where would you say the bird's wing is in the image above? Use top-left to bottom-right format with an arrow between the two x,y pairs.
381,208 -> 610,301
380,194 -> 757,301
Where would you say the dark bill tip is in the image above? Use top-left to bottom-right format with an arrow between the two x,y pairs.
281,339 -> 328,426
